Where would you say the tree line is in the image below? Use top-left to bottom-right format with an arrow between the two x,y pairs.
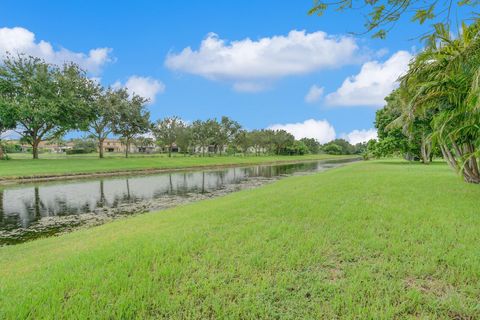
368,21 -> 480,183
0,54 -> 364,159
0,54 -> 150,159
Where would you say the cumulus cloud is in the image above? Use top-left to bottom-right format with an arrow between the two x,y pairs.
113,76 -> 165,104
305,85 -> 324,103
0,27 -> 112,74
325,51 -> 412,108
268,119 -> 336,144
165,30 -> 359,91
342,128 -> 377,144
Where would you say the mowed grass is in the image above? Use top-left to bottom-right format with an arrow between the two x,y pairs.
0,153 -> 346,179
1,160 -> 479,319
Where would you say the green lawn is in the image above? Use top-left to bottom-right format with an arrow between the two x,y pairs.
0,153 -> 349,179
1,160 -> 479,318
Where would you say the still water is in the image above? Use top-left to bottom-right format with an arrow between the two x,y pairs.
0,158 -> 357,244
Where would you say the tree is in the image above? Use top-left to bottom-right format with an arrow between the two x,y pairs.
375,91 -> 419,160
249,130 -> 266,155
204,119 -> 222,154
389,21 -> 480,183
133,136 -> 154,153
175,125 -> 192,156
300,137 -> 321,154
153,116 -> 183,157
191,119 -> 220,156
287,140 -> 309,155
0,101 -> 16,160
216,116 -> 241,155
354,142 -> 368,155
0,55 -> 96,159
87,88 -> 121,158
322,139 -> 356,155
323,143 -> 343,155
71,137 -> 97,153
271,130 -> 295,155
234,130 -> 251,155
112,90 -> 150,158
191,120 -> 208,156
309,0 -> 479,39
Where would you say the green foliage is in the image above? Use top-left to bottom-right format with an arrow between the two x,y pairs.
112,90 -> 150,158
88,87 -> 123,158
2,143 -> 22,153
299,137 -> 321,154
153,116 -> 184,156
286,140 -> 309,155
0,54 -> 97,159
234,130 -> 251,154
388,21 -> 480,182
217,116 -> 241,154
322,143 -> 343,155
69,138 -> 97,154
309,0 -> 480,39
66,148 -> 92,155
321,139 -> 363,155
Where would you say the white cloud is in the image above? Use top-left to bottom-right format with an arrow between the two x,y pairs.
113,76 -> 165,104
268,119 -> 336,144
165,30 -> 359,91
0,27 -> 112,74
305,85 -> 324,103
342,128 -> 377,144
325,50 -> 412,108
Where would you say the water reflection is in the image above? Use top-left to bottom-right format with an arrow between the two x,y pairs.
0,159 -> 355,232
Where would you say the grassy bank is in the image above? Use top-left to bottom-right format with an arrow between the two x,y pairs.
1,160 -> 479,318
0,154 -> 349,180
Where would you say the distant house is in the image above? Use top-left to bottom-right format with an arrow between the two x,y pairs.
102,139 -> 124,153
5,140 -> 74,153
103,139 -> 157,154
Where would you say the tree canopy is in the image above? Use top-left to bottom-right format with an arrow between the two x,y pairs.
0,54 -> 97,158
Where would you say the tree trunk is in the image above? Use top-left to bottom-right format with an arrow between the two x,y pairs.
125,140 -> 129,158
448,141 -> 480,184
168,146 -> 172,158
420,136 -> 431,164
99,138 -> 105,159
0,140 -> 4,160
32,138 -> 40,159
440,144 -> 459,171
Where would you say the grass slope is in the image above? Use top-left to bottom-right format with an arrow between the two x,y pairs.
0,154 -> 345,179
1,161 -> 479,319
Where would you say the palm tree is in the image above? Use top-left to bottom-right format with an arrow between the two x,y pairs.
396,21 -> 480,182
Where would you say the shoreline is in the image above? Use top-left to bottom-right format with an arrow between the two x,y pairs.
0,161 -> 358,246
0,156 -> 360,185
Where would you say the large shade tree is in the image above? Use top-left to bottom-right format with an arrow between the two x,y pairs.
216,116 -> 241,155
153,116 -> 184,157
0,55 -> 96,159
112,89 -> 150,158
87,87 -> 122,158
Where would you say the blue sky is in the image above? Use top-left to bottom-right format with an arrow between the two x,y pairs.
0,1 -> 433,143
